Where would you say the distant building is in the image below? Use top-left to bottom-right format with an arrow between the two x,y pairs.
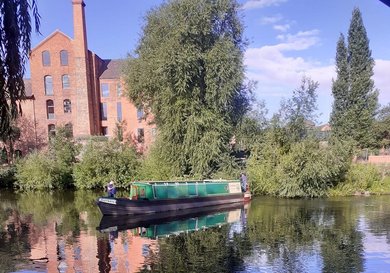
14,0 -> 156,155
317,123 -> 331,140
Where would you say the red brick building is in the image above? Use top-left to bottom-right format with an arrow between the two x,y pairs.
17,0 -> 155,154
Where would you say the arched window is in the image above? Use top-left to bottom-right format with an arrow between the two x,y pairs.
44,75 -> 53,95
63,99 -> 71,113
14,150 -> 22,158
48,124 -> 56,137
60,50 -> 68,66
46,100 -> 55,119
42,50 -> 50,66
62,74 -> 70,89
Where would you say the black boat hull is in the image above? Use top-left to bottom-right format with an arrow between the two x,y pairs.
96,193 -> 244,216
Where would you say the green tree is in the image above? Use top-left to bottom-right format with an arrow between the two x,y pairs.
48,126 -> 80,186
330,8 -> 378,148
234,100 -> 268,152
0,123 -> 20,163
281,76 -> 319,142
0,0 -> 40,138
247,77 -> 353,197
373,103 -> 390,149
330,34 -> 349,140
73,140 -> 139,189
124,0 -> 250,178
15,126 -> 79,190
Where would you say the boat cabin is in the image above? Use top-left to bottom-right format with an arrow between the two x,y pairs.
129,180 -> 242,200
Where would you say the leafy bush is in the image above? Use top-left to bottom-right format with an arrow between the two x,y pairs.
73,140 -> 140,189
15,126 -> 79,190
137,138 -> 177,181
15,151 -> 62,190
328,163 -> 383,196
248,134 -> 352,197
277,140 -> 351,197
0,165 -> 16,187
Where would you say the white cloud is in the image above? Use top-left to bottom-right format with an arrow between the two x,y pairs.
244,29 -> 332,120
261,14 -> 283,25
244,30 -> 390,122
374,59 -> 390,104
273,24 -> 290,32
242,0 -> 288,10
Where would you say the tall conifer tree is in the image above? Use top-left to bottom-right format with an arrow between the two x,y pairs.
330,34 -> 349,139
330,7 -> 378,148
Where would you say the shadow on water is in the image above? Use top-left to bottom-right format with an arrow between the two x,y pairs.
1,191 -> 390,272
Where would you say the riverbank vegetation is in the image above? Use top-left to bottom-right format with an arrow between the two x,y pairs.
1,1 -> 390,197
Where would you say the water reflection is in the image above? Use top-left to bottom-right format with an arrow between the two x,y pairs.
1,191 -> 390,272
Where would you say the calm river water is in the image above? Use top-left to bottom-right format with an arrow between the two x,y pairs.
1,190 -> 390,273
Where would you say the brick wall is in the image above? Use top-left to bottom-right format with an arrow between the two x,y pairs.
15,0 -> 157,155
368,156 -> 390,164
29,31 -> 76,137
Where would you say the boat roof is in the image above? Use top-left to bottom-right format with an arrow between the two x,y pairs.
132,179 -> 240,184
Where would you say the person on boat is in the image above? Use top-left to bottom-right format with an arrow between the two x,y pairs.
107,181 -> 116,197
240,172 -> 247,192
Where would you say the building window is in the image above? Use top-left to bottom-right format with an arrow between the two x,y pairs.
60,50 -> 68,66
42,50 -> 50,66
44,75 -> 53,95
14,150 -> 22,158
137,107 -> 144,120
117,83 -> 122,96
137,128 -> 144,143
117,102 -> 122,122
102,126 -> 108,136
63,99 -> 71,113
65,123 -> 73,137
46,100 -> 55,119
48,124 -> 56,137
100,103 -> 107,120
101,83 -> 109,97
62,75 -> 70,89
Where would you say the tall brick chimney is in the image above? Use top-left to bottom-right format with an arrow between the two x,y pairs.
72,0 -> 94,137
72,0 -> 88,55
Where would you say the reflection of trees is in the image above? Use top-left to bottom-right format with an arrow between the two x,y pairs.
137,225 -> 251,273
363,196 -> 390,245
246,197 -> 365,273
17,191 -> 63,225
3,191 -> 390,272
321,227 -> 364,273
0,190 -> 103,272
0,196 -> 31,273
16,190 -> 101,233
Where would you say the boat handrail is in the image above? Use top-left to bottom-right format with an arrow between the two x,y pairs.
131,179 -> 240,184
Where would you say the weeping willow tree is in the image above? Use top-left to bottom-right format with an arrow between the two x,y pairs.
124,0 -> 250,178
0,0 -> 40,138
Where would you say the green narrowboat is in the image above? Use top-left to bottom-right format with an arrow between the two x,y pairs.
97,179 -> 250,216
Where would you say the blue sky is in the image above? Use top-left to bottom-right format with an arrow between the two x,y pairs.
30,0 -> 390,124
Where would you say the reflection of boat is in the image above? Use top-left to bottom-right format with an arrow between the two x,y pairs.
97,180 -> 251,216
98,202 -> 246,238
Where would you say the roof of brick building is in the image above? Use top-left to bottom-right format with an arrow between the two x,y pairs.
99,59 -> 125,79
